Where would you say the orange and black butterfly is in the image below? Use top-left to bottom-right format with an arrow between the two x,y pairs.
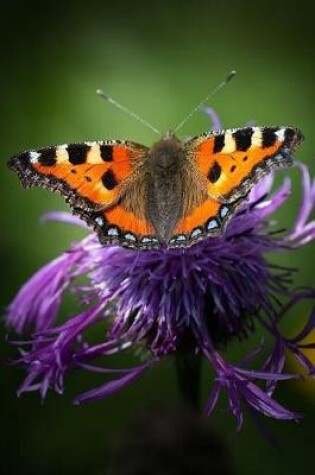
8,126 -> 303,249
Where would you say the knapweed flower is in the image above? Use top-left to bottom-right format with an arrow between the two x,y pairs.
5,111 -> 315,428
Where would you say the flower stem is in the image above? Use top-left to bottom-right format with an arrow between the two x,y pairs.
175,350 -> 202,412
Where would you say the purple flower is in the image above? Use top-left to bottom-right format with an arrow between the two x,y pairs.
5,112 -> 315,428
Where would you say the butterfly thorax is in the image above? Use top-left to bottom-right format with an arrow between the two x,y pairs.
145,136 -> 186,240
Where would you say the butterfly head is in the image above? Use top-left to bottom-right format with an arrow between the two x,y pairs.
148,132 -> 183,176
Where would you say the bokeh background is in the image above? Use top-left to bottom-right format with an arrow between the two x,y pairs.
1,0 -> 314,474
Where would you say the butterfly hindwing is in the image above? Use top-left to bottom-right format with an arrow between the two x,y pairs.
168,197 -> 242,248
186,126 -> 304,203
77,205 -> 160,249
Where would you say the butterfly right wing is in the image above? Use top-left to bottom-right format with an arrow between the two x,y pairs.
167,126 -> 304,247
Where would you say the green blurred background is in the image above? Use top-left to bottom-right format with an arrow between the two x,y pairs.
1,0 -> 314,473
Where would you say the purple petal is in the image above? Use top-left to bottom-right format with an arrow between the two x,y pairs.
204,381 -> 221,416
242,381 -> 302,420
41,211 -> 89,229
73,360 -> 155,405
203,107 -> 222,132
16,303 -> 106,398
7,251 -> 82,334
249,173 -> 274,204
283,162 -> 315,246
235,367 -> 298,382
292,162 -> 314,233
252,177 -> 291,219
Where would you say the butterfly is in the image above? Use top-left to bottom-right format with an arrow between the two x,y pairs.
8,126 -> 303,249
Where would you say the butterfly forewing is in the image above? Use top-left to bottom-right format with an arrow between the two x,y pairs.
186,126 -> 304,203
8,140 -> 148,208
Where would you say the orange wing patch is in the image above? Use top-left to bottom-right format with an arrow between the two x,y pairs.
187,127 -> 303,203
175,198 -> 221,234
104,204 -> 154,236
76,204 -> 160,249
168,197 -> 241,248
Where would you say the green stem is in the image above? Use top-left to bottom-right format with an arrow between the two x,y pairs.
175,350 -> 202,412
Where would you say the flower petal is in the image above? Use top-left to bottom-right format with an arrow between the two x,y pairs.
41,211 -> 89,228
73,360 -> 155,405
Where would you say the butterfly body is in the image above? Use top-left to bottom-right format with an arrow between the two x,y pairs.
143,134 -> 205,242
8,126 -> 304,249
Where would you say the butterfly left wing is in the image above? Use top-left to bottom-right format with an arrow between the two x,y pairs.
168,126 -> 303,247
8,140 -> 161,248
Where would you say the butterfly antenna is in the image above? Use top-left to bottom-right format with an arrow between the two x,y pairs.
173,70 -> 236,134
96,89 -> 161,136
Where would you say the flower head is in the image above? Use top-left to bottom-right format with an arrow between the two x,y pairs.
5,112 -> 315,427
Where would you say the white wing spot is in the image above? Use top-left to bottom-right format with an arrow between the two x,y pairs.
107,227 -> 119,236
251,128 -> 262,147
207,219 -> 219,230
191,228 -> 202,238
29,151 -> 40,163
95,216 -> 104,226
221,133 -> 236,153
125,233 -> 136,241
275,128 -> 286,142
141,237 -> 152,243
220,206 -> 229,219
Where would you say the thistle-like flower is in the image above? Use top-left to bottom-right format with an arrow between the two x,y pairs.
6,111 -> 315,428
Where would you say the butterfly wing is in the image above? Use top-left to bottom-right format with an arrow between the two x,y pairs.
8,140 -> 160,248
168,126 -> 303,247
186,126 -> 303,203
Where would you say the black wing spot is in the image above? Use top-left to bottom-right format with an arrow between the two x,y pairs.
233,128 -> 253,151
208,161 -> 222,183
243,155 -> 248,162
71,169 -> 77,174
67,144 -> 90,165
19,152 -> 30,163
85,176 -> 92,182
38,147 -> 57,166
213,135 -> 225,153
284,128 -> 296,145
100,145 -> 114,162
102,169 -> 118,190
262,128 -> 279,148
8,152 -> 29,171
230,165 -> 236,173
